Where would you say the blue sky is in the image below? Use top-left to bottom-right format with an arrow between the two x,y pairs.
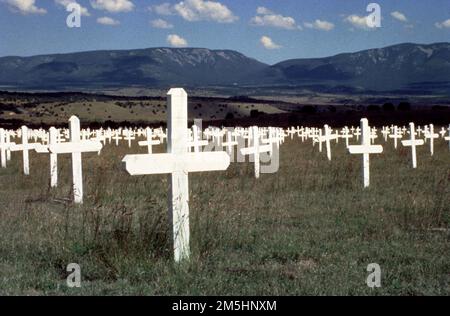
0,0 -> 449,64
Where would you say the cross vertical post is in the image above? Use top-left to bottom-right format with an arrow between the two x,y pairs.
70,116 -> 83,204
0,128 -> 6,168
362,120 -> 370,187
168,88 -> 190,263
49,127 -> 58,187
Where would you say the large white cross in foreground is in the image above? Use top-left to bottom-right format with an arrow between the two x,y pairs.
49,116 -> 103,204
348,118 -> 383,188
122,88 -> 230,263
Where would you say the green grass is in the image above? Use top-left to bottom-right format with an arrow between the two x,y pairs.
0,135 -> 449,295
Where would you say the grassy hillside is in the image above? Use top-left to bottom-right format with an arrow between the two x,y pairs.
0,135 -> 448,295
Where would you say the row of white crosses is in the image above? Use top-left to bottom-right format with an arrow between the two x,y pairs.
1,89 -> 449,264
1,118 -> 102,203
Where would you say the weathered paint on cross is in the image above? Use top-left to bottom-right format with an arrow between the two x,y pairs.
348,118 -> 383,188
49,127 -> 58,187
122,88 -> 230,263
401,123 -> 424,169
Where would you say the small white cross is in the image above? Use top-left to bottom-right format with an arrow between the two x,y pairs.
401,122 -> 424,169
240,126 -> 272,179
388,126 -> 402,149
9,126 -> 39,175
138,127 -> 161,154
424,124 -> 439,156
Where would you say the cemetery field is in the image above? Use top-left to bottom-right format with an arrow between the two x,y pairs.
0,135 -> 449,295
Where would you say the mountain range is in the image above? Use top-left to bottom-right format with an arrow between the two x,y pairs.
0,42 -> 449,94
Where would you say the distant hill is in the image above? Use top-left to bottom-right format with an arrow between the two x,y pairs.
0,48 -> 267,88
260,42 -> 450,93
0,43 -> 449,94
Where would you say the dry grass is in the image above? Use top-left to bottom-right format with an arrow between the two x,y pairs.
0,134 -> 449,295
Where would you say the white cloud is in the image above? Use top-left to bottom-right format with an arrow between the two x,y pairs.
90,0 -> 134,13
151,1 -> 237,23
344,14 -> 372,30
151,18 -> 173,29
4,0 -> 47,14
260,36 -> 281,50
256,6 -> 272,15
435,19 -> 450,29
97,16 -> 120,25
167,34 -> 188,47
173,0 -> 238,23
150,3 -> 173,16
391,11 -> 407,22
55,0 -> 90,16
304,19 -> 335,31
250,7 -> 300,30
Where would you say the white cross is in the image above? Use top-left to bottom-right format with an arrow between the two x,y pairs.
354,127 -> 361,141
341,126 -> 353,148
222,130 -> 238,157
424,124 -> 439,156
112,131 -> 122,146
401,122 -> 424,169
35,127 -> 60,187
188,124 -> 208,153
49,116 -> 103,204
445,124 -> 450,151
123,129 -> 135,148
389,126 -> 402,149
9,126 -> 39,175
322,124 -> 338,161
348,118 -> 383,188
122,88 -> 230,263
138,127 -> 161,154
381,127 -> 390,142
240,126 -> 272,179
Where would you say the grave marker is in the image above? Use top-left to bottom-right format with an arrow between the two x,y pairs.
49,116 -> 103,204
401,122 -> 424,168
122,88 -> 230,262
9,126 -> 39,175
240,126 -> 272,178
424,124 -> 439,156
348,118 -> 383,188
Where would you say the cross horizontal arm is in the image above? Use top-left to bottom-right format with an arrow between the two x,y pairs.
402,140 -> 424,146
348,145 -> 383,154
240,144 -> 272,156
49,141 -> 103,154
123,152 -> 230,176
